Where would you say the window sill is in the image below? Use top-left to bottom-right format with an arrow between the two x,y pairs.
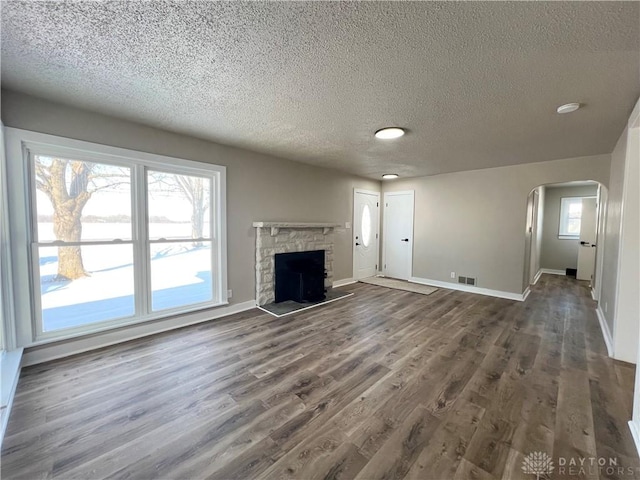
31,300 -> 229,346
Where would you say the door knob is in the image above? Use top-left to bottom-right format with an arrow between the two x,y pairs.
401,238 -> 409,242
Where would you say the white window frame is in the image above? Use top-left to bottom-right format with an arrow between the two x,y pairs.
5,128 -> 227,345
558,196 -> 597,240
0,124 -> 16,352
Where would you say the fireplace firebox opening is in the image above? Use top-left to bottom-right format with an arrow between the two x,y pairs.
274,250 -> 326,303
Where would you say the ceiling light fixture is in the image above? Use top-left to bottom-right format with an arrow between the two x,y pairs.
556,103 -> 581,114
382,174 -> 399,179
375,127 -> 405,139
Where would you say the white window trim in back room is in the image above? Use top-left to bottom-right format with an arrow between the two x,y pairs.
558,195 -> 595,240
4,128 -> 228,347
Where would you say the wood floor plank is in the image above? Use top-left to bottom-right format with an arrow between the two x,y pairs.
405,400 -> 485,479
2,276 -> 637,479
353,405 -> 441,480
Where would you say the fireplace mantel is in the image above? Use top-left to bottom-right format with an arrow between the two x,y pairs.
253,222 -> 341,236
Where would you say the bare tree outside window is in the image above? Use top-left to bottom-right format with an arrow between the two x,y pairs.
34,156 -> 130,280
147,171 -> 210,245
175,175 -> 209,245
26,140 -> 221,334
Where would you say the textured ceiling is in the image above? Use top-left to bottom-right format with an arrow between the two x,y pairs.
1,1 -> 639,179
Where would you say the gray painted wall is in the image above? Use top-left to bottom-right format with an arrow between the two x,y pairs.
382,156 -> 610,294
599,98 -> 639,364
0,90 -> 380,307
539,184 -> 598,271
600,129 -> 627,334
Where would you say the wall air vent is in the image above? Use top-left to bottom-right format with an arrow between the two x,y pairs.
458,276 -> 466,284
466,277 -> 476,286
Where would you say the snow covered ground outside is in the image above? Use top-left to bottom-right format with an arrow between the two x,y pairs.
38,223 -> 213,332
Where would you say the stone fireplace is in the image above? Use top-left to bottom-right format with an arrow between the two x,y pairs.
253,222 -> 340,305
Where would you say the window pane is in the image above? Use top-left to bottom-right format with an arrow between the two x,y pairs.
559,197 -> 584,237
567,219 -> 581,235
568,202 -> 582,219
39,245 -> 135,331
147,171 -> 211,240
150,242 -> 212,311
34,155 -> 132,242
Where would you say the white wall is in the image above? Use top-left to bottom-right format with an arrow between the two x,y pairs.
617,120 -> 639,364
382,155 -> 610,296
600,131 -> 628,336
539,184 -> 598,272
617,99 -> 640,449
599,97 -> 639,365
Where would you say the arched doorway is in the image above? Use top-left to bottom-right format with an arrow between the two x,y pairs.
523,181 -> 608,299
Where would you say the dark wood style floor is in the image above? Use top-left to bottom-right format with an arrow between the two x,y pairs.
2,275 -> 637,479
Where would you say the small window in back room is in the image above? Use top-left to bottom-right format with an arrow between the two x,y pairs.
558,197 -> 584,239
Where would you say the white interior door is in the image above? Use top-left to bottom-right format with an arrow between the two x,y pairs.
383,191 -> 414,280
577,197 -> 597,282
353,190 -> 379,280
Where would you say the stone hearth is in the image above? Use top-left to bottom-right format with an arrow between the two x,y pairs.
253,222 -> 340,305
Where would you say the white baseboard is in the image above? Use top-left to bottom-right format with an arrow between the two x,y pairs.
540,268 -> 566,276
22,300 -> 257,366
1,348 -> 23,447
629,421 -> 640,458
522,286 -> 531,301
333,278 -> 356,288
409,277 -> 527,302
533,269 -> 543,285
595,305 -> 614,357
591,288 -> 597,300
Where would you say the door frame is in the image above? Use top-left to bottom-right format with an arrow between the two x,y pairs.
593,185 -> 607,301
352,189 -> 381,280
382,190 -> 415,280
529,189 -> 540,285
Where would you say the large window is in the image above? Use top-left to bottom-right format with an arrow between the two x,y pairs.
558,196 -> 589,239
11,132 -> 227,341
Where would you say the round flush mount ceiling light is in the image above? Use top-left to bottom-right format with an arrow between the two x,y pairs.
375,127 -> 405,139
382,173 -> 399,179
556,103 -> 581,114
